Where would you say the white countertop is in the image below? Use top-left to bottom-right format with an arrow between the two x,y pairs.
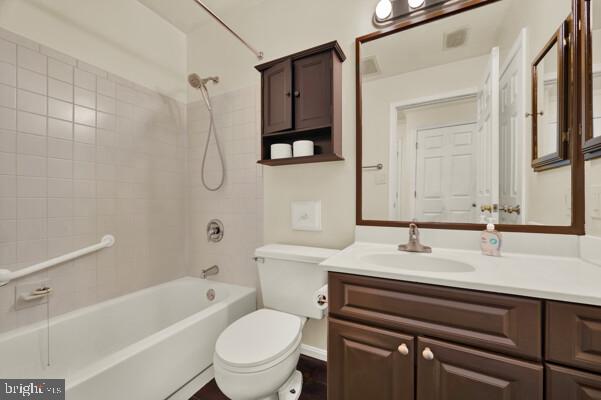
321,242 -> 601,306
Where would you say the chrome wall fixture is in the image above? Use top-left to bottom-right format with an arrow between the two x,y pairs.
191,0 -> 264,60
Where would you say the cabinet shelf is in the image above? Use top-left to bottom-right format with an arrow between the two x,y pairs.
262,125 -> 332,138
257,153 -> 344,166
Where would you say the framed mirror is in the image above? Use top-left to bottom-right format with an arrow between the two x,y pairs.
357,0 -> 585,234
583,0 -> 601,158
531,22 -> 570,171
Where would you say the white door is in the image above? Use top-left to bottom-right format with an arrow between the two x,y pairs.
415,123 -> 477,223
475,47 -> 500,223
499,32 -> 526,224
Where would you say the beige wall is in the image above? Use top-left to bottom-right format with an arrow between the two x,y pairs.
0,0 -> 187,102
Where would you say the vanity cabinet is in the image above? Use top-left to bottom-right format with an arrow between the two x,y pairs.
328,272 -> 601,400
255,41 -> 345,166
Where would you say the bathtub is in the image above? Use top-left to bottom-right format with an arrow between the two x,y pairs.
0,277 -> 256,400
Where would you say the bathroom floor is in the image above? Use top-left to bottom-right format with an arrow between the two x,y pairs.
190,355 -> 327,400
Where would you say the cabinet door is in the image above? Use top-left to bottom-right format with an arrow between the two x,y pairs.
417,338 -> 543,400
328,318 -> 414,400
547,364 -> 601,400
294,52 -> 332,130
263,59 -> 292,134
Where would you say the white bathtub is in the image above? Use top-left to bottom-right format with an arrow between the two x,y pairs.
0,277 -> 256,400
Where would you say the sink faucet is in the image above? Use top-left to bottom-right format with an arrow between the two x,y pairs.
398,223 -> 432,253
200,265 -> 219,279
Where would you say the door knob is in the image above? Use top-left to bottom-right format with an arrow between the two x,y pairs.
422,347 -> 434,361
398,343 -> 409,356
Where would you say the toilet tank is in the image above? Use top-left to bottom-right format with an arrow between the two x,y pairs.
255,244 -> 339,320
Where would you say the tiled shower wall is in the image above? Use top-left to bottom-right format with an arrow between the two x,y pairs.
0,28 -> 188,333
187,86 -> 263,289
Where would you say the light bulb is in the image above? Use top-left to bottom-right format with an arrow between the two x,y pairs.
375,0 -> 393,20
408,0 -> 425,8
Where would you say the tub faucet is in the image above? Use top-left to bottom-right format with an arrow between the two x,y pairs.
200,265 -> 219,279
398,223 -> 432,253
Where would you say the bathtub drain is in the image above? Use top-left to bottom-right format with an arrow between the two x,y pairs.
207,289 -> 216,301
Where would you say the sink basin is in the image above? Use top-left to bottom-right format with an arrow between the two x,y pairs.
359,253 -> 475,273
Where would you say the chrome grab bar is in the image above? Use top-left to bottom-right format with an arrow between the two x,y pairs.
0,235 -> 115,287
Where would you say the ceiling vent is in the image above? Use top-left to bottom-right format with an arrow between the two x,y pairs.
443,28 -> 469,50
361,56 -> 381,77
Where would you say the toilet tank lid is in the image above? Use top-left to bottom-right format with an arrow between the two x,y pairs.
255,244 -> 339,264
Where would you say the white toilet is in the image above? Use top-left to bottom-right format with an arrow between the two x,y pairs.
213,244 -> 338,400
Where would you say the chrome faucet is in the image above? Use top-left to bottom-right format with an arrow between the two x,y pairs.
200,265 -> 219,279
398,223 -> 432,253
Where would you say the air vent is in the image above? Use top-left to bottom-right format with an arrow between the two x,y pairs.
443,28 -> 468,50
361,56 -> 381,76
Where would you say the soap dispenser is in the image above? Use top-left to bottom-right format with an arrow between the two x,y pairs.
481,222 -> 502,257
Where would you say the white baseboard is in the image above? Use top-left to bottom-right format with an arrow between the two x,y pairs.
167,366 -> 214,400
300,344 -> 327,362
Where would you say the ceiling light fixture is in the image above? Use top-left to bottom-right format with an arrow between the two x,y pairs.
375,0 -> 393,20
408,0 -> 425,9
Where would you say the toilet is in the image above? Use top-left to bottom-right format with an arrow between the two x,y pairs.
213,244 -> 338,400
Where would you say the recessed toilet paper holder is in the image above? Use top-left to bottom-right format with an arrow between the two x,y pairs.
317,293 -> 327,306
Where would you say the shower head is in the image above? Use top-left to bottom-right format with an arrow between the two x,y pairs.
188,73 -> 219,89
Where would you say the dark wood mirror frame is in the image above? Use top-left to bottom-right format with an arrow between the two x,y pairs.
582,0 -> 601,159
356,0 -> 585,235
531,20 -> 571,172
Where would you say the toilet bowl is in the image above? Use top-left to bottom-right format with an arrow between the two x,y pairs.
212,244 -> 339,400
214,309 -> 304,400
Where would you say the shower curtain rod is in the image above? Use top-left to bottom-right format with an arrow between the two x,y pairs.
191,0 -> 264,60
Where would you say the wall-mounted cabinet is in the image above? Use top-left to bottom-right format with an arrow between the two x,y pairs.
256,41 -> 345,166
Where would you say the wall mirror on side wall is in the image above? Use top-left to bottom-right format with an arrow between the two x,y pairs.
583,0 -> 601,158
357,0 -> 585,234
531,21 -> 570,172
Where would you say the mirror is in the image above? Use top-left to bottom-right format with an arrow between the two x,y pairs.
532,22 -> 569,171
358,0 -> 579,230
583,0 -> 601,158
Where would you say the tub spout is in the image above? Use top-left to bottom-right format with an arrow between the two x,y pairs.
200,265 -> 219,279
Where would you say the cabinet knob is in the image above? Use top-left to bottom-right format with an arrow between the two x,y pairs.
422,347 -> 434,361
398,343 -> 409,356
286,92 -> 291,97
294,91 -> 300,98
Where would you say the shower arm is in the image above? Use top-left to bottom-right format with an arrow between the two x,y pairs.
191,0 -> 264,60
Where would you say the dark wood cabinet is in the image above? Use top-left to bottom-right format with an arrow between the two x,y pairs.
262,59 -> 292,134
547,364 -> 601,400
256,41 -> 345,166
417,337 -> 543,400
328,272 -> 601,400
328,318 -> 414,400
547,301 -> 601,374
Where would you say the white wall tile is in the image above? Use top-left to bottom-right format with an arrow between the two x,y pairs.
73,142 -> 95,162
0,106 -> 16,130
0,84 -> 16,108
97,78 -> 116,98
17,68 -> 46,95
40,46 -> 76,66
48,118 -> 72,140
17,46 -> 46,75
74,87 -> 95,109
97,95 -> 115,114
74,69 -> 96,91
48,78 -> 73,102
74,124 -> 95,144
0,198 -> 16,219
0,130 -> 16,153
0,38 -> 16,65
97,112 -> 115,130
17,198 -> 46,219
74,106 -> 95,127
17,89 -> 46,115
17,111 -> 46,136
0,219 -> 16,243
47,158 -> 72,179
17,176 -> 46,197
0,175 -> 16,197
0,62 -> 16,86
17,154 -> 45,177
48,198 -> 73,218
47,138 -> 72,160
17,218 -> 47,241
48,98 -> 73,122
48,59 -> 73,84
47,178 -> 72,198
0,151 -> 16,174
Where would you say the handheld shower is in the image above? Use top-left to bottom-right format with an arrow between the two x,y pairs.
189,73 -> 225,191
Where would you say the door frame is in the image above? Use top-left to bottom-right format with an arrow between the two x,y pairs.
387,89 -> 478,219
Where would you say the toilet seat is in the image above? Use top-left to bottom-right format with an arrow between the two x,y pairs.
215,309 -> 303,373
